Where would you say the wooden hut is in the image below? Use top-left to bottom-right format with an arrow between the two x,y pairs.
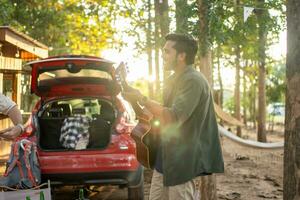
0,26 -> 48,161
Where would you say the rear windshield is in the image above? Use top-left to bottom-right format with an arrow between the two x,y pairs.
38,68 -> 112,81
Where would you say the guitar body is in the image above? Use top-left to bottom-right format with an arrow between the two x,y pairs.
131,117 -> 160,169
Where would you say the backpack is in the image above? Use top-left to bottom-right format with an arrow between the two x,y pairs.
0,139 -> 41,189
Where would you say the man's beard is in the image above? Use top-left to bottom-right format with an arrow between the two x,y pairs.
163,56 -> 178,71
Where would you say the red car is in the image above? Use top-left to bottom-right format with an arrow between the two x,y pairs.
20,55 -> 143,199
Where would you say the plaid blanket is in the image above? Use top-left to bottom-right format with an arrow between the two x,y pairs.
59,115 -> 91,149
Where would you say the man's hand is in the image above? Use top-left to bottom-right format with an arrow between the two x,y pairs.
0,125 -> 23,140
122,87 -> 143,104
123,84 -> 138,93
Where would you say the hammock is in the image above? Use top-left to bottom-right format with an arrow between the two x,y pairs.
218,125 -> 284,149
214,103 -> 244,127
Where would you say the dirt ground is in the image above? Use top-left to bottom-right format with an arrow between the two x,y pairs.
216,125 -> 283,200
0,125 -> 284,200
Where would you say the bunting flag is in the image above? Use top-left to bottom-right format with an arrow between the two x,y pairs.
243,6 -> 254,22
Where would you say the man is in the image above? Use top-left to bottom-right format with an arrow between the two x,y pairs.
123,33 -> 224,200
0,93 -> 24,140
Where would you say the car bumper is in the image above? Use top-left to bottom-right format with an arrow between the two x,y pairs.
39,151 -> 139,172
42,165 -> 143,187
38,143 -> 142,186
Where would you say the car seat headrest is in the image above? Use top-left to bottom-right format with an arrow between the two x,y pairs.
73,108 -> 86,115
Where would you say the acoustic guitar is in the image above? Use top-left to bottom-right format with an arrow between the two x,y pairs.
115,63 -> 160,169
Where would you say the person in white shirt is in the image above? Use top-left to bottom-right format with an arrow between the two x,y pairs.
0,94 -> 24,140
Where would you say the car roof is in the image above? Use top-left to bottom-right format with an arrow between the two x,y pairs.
26,55 -> 114,66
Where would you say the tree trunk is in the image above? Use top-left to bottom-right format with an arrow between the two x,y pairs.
284,0 -> 300,199
253,80 -> 257,129
234,46 -> 242,137
154,0 -> 160,97
248,73 -> 257,129
242,61 -> 247,126
197,0 -> 217,199
146,0 -> 154,98
257,61 -> 267,142
157,0 -> 169,82
199,52 -> 213,85
199,175 -> 217,200
217,45 -> 223,108
249,82 -> 254,128
175,0 -> 189,34
256,0 -> 267,142
158,0 -> 169,37
198,52 -> 217,200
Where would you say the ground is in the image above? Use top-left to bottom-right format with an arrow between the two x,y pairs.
0,125 -> 284,200
217,125 -> 283,200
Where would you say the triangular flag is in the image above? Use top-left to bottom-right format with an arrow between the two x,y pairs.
244,6 -> 254,22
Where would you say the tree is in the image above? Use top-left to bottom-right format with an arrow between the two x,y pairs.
233,0 -> 243,136
117,0 -> 155,98
1,0 -> 117,56
255,0 -> 268,142
154,0 -> 170,96
175,0 -> 189,33
158,0 -> 169,81
146,0 -> 154,98
283,0 -> 300,199
3,0 -> 67,52
154,0 -> 161,96
60,0 -> 117,55
266,60 -> 285,104
215,45 -> 224,107
0,0 -> 15,26
197,1 -> 217,200
197,0 -> 213,84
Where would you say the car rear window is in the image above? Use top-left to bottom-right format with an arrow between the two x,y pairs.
38,68 -> 112,81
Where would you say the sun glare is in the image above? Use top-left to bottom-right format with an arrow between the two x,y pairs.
101,48 -> 148,82
101,28 -> 286,86
268,29 -> 286,59
146,74 -> 156,83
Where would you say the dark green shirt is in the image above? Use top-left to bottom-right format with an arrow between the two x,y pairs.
160,65 -> 224,186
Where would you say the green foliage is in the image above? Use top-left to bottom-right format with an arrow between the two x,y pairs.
116,0 -> 150,54
62,0 -> 117,55
1,0 -> 117,56
266,59 -> 285,103
175,0 -> 193,34
131,79 -> 149,96
11,0 -> 67,52
189,0 -> 285,61
0,0 -> 15,25
223,96 -> 235,115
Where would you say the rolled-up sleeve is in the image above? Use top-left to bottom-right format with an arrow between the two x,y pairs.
0,94 -> 17,115
169,78 -> 202,125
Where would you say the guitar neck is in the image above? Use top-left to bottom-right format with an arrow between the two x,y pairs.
115,62 -> 153,120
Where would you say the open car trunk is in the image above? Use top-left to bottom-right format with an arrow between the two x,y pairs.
37,98 -> 116,151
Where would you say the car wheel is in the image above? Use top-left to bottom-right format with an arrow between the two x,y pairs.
128,174 -> 144,200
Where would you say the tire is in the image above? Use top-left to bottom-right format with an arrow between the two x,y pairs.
128,174 -> 144,200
